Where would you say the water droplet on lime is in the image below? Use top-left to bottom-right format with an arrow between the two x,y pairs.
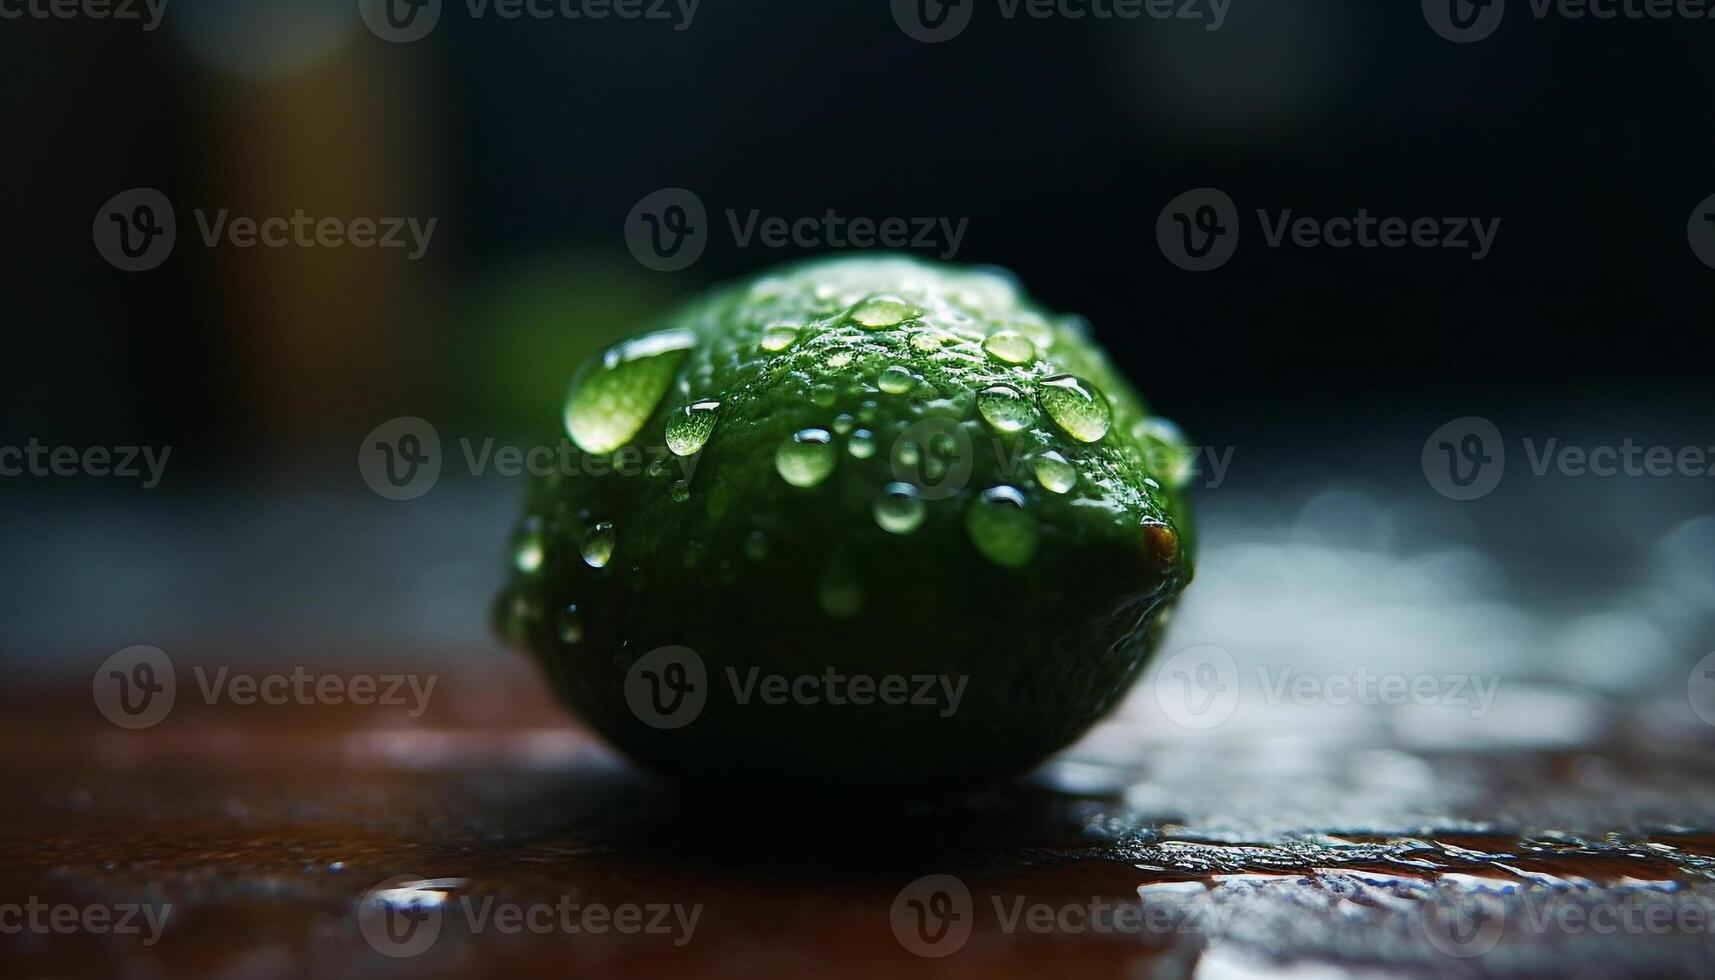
1032,451 -> 1077,494
965,486 -> 1039,568
580,522 -> 616,568
1039,375 -> 1111,443
879,365 -> 916,395
849,295 -> 914,329
977,384 -> 1036,434
760,323 -> 800,352
563,329 -> 696,454
848,430 -> 876,459
775,429 -> 836,487
874,482 -> 927,535
983,330 -> 1035,365
665,399 -> 720,456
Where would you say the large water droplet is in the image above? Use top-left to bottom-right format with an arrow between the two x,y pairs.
563,329 -> 696,455
665,399 -> 719,457
580,522 -> 616,568
878,365 -> 916,395
965,486 -> 1039,568
760,323 -> 800,352
977,384 -> 1036,434
557,604 -> 583,644
983,330 -> 1036,365
848,295 -> 913,329
1032,451 -> 1077,494
832,413 -> 855,435
874,482 -> 927,535
1039,375 -> 1112,443
775,429 -> 836,487
811,384 -> 837,408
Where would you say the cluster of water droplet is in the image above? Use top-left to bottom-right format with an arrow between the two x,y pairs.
514,259 -> 1191,637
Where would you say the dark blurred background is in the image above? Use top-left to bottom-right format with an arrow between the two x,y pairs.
0,0 -> 1712,678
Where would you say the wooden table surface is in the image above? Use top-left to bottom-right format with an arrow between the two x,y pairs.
4,650 -> 1714,980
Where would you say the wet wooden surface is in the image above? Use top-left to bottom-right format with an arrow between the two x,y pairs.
4,654 -> 1715,980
